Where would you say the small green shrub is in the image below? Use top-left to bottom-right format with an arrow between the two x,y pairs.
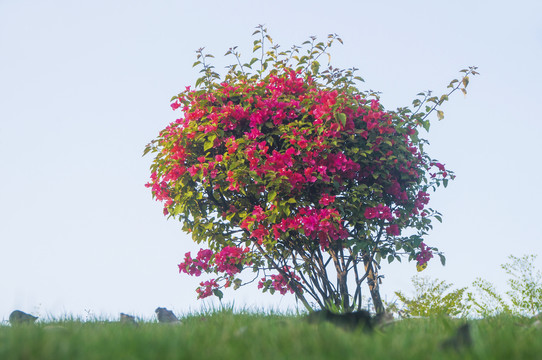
390,276 -> 470,317
469,254 -> 542,317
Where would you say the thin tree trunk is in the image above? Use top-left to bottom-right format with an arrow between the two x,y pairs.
362,252 -> 385,314
329,248 -> 349,310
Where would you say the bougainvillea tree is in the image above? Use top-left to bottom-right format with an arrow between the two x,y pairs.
144,26 -> 477,313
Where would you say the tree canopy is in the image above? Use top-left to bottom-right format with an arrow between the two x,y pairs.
144,26 -> 477,312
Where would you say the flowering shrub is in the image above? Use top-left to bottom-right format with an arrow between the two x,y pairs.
144,26 -> 477,312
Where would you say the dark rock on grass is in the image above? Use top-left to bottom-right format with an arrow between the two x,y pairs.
155,307 -> 181,324
9,310 -> 38,325
120,313 -> 138,326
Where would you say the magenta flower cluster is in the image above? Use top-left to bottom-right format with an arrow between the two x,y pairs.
214,246 -> 251,276
178,249 -> 213,276
416,242 -> 434,265
178,246 -> 251,299
258,267 -> 302,295
364,204 -> 393,221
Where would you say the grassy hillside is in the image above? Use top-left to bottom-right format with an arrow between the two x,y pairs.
1,311 -> 541,360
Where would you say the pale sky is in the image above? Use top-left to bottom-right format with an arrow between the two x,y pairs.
1,0 -> 541,321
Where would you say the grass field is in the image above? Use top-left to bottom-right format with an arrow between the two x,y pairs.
1,310 -> 541,360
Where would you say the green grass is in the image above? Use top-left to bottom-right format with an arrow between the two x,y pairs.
1,311 -> 541,360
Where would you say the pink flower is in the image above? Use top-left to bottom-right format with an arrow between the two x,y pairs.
240,216 -> 255,231
319,194 -> 336,206
226,139 -> 239,154
178,252 -> 193,273
195,249 -> 213,270
297,137 -> 308,149
196,279 -> 219,299
250,224 -> 269,244
432,162 -> 446,171
252,205 -> 267,222
188,165 -> 199,177
214,246 -> 251,276
178,248 -> 215,277
258,266 -> 302,295
246,127 -> 263,140
304,167 -> 317,183
364,204 -> 392,221
385,224 -> 400,236
416,242 -> 434,265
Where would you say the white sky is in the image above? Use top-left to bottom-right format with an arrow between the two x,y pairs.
1,0 -> 541,321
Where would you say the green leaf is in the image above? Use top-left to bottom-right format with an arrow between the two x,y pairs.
439,254 -> 446,266
173,205 -> 183,216
336,113 -> 347,127
388,255 -> 394,264
142,145 -> 152,157
268,191 -> 277,202
437,110 -> 444,120
422,120 -> 430,132
213,289 -> 224,300
443,179 -> 449,188
311,61 -> 320,74
283,206 -> 291,216
204,141 -> 213,151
